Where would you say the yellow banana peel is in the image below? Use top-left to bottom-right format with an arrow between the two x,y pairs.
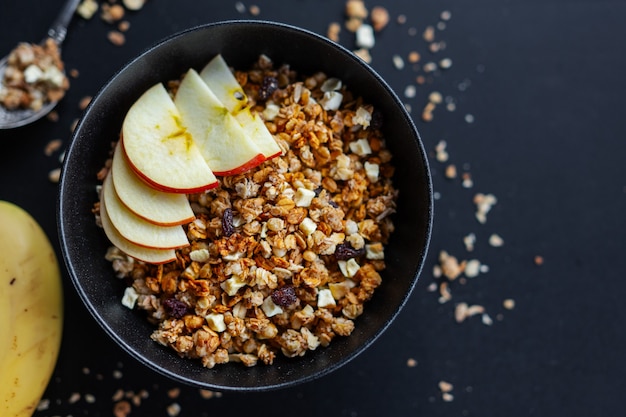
0,201 -> 64,417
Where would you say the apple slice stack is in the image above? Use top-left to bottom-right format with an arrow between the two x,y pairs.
99,55 -> 282,264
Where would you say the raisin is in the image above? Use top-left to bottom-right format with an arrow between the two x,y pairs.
258,76 -> 278,101
222,207 -> 234,237
163,298 -> 189,319
370,109 -> 384,130
334,243 -> 365,260
271,285 -> 298,307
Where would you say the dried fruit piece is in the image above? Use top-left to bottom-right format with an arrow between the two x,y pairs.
271,285 -> 297,307
163,298 -> 189,319
222,207 -> 234,237
258,76 -> 278,101
334,242 -> 365,260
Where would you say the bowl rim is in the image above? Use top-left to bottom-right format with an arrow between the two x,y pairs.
57,19 -> 433,391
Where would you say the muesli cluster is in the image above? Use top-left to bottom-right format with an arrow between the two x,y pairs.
102,55 -> 398,368
0,38 -> 69,111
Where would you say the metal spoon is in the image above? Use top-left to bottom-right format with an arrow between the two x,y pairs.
0,0 -> 81,129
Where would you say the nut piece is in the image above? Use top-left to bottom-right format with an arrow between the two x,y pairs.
123,0 -> 146,11
370,6 -> 389,31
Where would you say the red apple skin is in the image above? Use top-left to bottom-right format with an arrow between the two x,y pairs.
211,153 -> 266,176
121,137 -> 219,194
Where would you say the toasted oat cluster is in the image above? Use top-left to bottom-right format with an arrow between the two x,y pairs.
0,38 -> 69,111
105,55 -> 398,368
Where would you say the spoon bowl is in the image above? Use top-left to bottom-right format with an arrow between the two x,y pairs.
0,0 -> 80,130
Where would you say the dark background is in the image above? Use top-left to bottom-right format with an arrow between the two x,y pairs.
1,0 -> 625,416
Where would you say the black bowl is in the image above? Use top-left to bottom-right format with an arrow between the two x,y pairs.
58,20 -> 432,391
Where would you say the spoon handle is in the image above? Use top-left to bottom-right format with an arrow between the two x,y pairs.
47,0 -> 82,45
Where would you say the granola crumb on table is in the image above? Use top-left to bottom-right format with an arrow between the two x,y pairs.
102,55 -> 398,368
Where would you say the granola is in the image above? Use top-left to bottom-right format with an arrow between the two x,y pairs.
102,55 -> 398,368
0,38 -> 69,111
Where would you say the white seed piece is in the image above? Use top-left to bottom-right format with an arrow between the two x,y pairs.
355,24 -> 375,49
404,85 -> 416,98
464,259 -> 481,278
439,58 -> 453,69
429,91 -> 443,104
489,233 -> 504,247
123,0 -> 145,11
392,54 -> 405,70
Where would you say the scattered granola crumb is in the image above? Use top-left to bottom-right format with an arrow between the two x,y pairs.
345,0 -> 368,20
444,164 -> 457,179
463,233 -> 476,252
327,22 -> 341,42
69,68 -> 80,78
407,357 -> 418,367
112,389 -> 124,402
77,0 -> 98,19
85,394 -> 96,404
79,95 -> 92,111
112,369 -> 123,379
534,255 -> 544,266
439,380 -> 453,392
234,1 -> 246,13
503,299 -> 515,310
408,51 -> 421,63
46,110 -> 59,122
473,193 -> 497,224
455,302 -> 485,322
48,168 -> 61,183
442,392 -> 454,402
465,113 -> 475,123
439,58 -> 453,69
488,233 -> 504,247
44,139 -> 62,156
101,3 -> 125,23
440,10 -> 452,21
438,281 -> 452,303
248,4 -> 260,15
353,48 -> 372,63
404,85 -> 416,98
123,0 -> 146,11
434,140 -> 448,162
461,172 -> 473,188
113,400 -> 131,417
167,387 -> 181,399
392,54 -> 405,70
198,389 -> 222,399
370,6 -> 389,31
166,402 -> 181,417
439,250 -> 465,280
68,392 -> 81,404
423,25 -> 435,42
118,21 -> 131,32
107,30 -> 126,46
423,61 -> 437,72
464,259 -> 481,278
481,313 -> 493,326
36,398 -> 50,411
397,14 -> 407,24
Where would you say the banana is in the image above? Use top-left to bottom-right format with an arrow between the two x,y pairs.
0,201 -> 64,417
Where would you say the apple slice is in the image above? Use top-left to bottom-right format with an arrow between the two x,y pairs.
100,186 -> 177,264
234,108 -> 283,159
101,172 -> 189,249
174,69 -> 265,176
200,54 -> 282,160
110,142 -> 195,226
199,53 -> 249,114
122,83 -> 218,193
